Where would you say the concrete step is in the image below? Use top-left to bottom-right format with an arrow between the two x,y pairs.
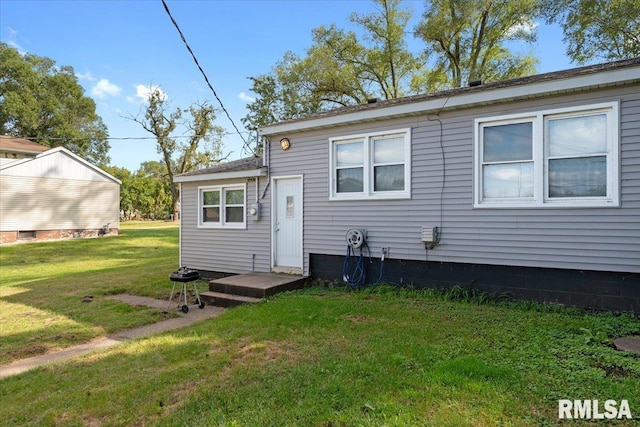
200,291 -> 262,308
209,272 -> 305,299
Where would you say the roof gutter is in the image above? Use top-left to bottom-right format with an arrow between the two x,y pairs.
173,167 -> 267,183
0,146 -> 122,185
258,65 -> 640,136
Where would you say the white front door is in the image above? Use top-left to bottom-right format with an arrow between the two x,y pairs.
273,176 -> 302,271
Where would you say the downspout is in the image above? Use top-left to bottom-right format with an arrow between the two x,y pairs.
261,136 -> 271,199
255,176 -> 259,203
261,136 -> 272,271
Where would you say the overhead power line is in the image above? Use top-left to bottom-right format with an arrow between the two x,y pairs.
160,0 -> 253,154
17,131 -> 252,142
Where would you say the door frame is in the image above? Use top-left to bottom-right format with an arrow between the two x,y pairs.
270,175 -> 304,273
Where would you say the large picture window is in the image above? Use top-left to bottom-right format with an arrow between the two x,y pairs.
474,102 -> 619,208
330,129 -> 411,200
199,184 -> 246,228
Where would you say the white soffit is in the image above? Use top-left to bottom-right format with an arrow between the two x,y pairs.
259,65 -> 640,136
173,168 -> 266,183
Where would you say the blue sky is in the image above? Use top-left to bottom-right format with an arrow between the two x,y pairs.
1,0 -> 574,171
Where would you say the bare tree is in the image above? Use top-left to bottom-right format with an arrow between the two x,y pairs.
128,87 -> 226,219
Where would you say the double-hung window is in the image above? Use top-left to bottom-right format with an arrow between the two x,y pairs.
474,102 -> 619,208
199,184 -> 246,228
330,128 -> 411,200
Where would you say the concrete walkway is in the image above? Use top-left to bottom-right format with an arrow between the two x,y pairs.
0,294 -> 226,379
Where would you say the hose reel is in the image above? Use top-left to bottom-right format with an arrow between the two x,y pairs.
346,228 -> 367,249
343,228 -> 367,287
343,228 -> 386,287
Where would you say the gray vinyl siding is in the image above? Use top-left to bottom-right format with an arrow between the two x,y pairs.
0,149 -> 120,233
179,177 -> 270,274
269,85 -> 640,274
0,175 -> 119,231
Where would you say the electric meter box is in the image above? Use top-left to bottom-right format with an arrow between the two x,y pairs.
249,203 -> 260,220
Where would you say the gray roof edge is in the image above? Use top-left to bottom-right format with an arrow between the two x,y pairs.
174,167 -> 266,183
173,156 -> 265,183
1,147 -> 46,155
0,146 -> 122,185
259,58 -> 640,136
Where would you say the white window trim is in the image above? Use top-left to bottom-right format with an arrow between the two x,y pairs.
474,102 -> 619,208
198,183 -> 247,229
329,128 -> 411,201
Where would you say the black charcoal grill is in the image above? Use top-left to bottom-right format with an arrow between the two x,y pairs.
168,267 -> 204,313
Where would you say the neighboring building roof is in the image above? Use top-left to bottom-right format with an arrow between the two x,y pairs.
259,57 -> 640,136
0,146 -> 121,184
0,135 -> 50,154
174,156 -> 266,183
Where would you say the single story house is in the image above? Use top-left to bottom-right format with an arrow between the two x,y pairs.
175,58 -> 640,313
0,135 -> 49,164
0,143 -> 120,244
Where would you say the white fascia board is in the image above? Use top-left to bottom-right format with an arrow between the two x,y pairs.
259,66 -> 640,136
46,147 -> 122,184
0,146 -> 122,184
0,157 -> 32,171
173,168 -> 266,183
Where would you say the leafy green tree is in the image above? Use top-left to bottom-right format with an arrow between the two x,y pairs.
243,0 -> 422,129
349,0 -> 422,99
103,162 -> 174,220
414,0 -> 539,90
541,0 -> 640,63
102,166 -> 135,219
129,88 -> 226,219
0,43 -> 110,165
133,161 -> 173,219
244,0 -> 545,128
241,55 -> 326,132
242,75 -> 280,130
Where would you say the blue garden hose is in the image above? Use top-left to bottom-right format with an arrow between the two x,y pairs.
343,244 -> 366,287
343,241 -> 385,287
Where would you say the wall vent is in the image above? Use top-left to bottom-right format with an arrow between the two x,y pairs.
18,230 -> 36,240
421,226 -> 439,249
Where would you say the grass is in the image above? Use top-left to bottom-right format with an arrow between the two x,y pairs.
1,224 -> 639,426
119,220 -> 180,229
0,223 -> 207,364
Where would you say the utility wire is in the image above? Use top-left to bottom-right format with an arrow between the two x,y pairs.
17,131 -> 252,142
160,0 -> 253,155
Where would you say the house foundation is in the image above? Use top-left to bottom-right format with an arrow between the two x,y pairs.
0,228 -> 118,244
310,254 -> 640,314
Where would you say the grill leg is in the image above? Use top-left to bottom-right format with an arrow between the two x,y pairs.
182,283 -> 188,307
168,278 -> 202,312
168,281 -> 178,309
192,282 -> 204,308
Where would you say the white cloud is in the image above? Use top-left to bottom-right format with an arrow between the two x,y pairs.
506,20 -> 538,37
133,84 -> 167,103
6,27 -> 27,55
238,92 -> 256,103
77,70 -> 97,82
91,78 -> 122,98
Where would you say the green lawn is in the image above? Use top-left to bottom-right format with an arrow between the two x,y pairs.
1,225 -> 639,426
0,224 -> 206,364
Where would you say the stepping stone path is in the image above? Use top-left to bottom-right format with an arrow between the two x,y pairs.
613,336 -> 640,354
